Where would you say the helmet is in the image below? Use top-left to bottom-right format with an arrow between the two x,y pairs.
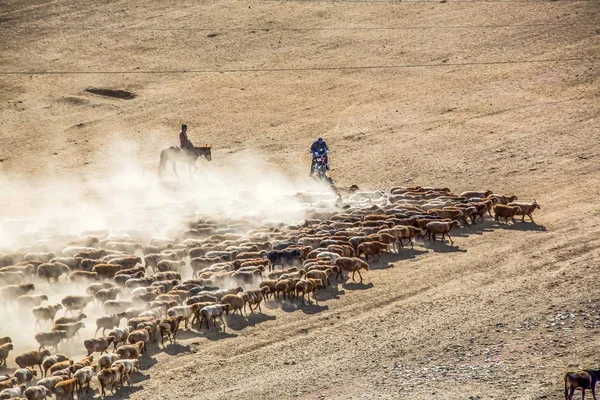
182,124 -> 187,130
317,137 -> 323,142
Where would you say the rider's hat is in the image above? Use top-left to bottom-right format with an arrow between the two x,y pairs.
182,124 -> 188,130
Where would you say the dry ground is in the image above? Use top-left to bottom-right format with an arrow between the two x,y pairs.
1,0 -> 600,398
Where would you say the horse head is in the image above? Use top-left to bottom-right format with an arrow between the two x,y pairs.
195,145 -> 212,161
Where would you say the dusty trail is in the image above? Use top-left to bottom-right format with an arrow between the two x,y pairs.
1,0 -> 599,398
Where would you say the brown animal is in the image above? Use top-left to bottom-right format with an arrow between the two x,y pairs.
335,257 -> 370,282
425,220 -> 460,245
564,370 -> 600,400
357,241 -> 388,262
493,204 -> 521,224
61,296 -> 94,315
15,350 -> 51,374
508,200 -> 541,223
0,343 -> 13,368
83,337 -> 114,356
97,364 -> 125,397
158,316 -> 184,347
34,331 -> 67,352
37,263 -> 70,284
92,264 -> 122,280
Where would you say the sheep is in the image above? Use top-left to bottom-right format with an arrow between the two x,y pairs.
115,341 -> 144,360
41,354 -> 70,377
167,306 -> 195,329
0,271 -> 26,285
335,257 -> 369,282
23,385 -> 49,400
274,279 -> 298,300
34,331 -> 67,352
107,327 -> 129,350
15,350 -> 51,374
564,370 -> 600,400
103,300 -> 133,315
356,241 -> 388,262
198,304 -> 231,330
424,220 -> 460,245
24,252 -> 55,263
126,327 -> 153,351
153,271 -> 181,282
72,366 -> 95,393
60,296 -> 93,315
144,253 -> 177,272
83,337 -> 114,356
1,283 -> 35,306
220,294 -> 246,316
53,378 -> 76,400
107,256 -> 141,269
0,379 -> 16,391
306,268 -> 334,286
97,364 -> 125,397
49,257 -> 81,270
158,316 -> 184,347
230,270 -> 262,285
69,271 -> 99,283
48,360 -> 73,376
295,278 -> 322,304
156,260 -> 185,273
31,304 -> 63,328
0,338 -> 11,346
489,194 -> 518,204
94,313 -> 126,337
132,290 -> 162,307
258,280 -> 278,300
53,313 -> 86,326
69,355 -> 93,374
507,200 -> 541,223
98,353 -> 119,369
124,276 -> 154,289
460,190 -> 492,199
186,293 -> 218,306
36,263 -> 70,285
493,204 -> 521,224
111,359 -> 139,385
0,344 -> 12,368
242,287 -> 269,313
106,241 -> 141,254
94,287 -> 122,304
36,376 -> 66,394
0,384 -> 26,400
84,282 -> 114,296
51,322 -> 85,343
92,264 -> 122,280
211,287 -> 243,301
13,368 -> 37,386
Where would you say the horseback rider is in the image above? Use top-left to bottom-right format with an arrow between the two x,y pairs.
309,137 -> 329,176
179,124 -> 197,155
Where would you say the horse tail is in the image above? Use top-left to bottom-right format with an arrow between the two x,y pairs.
158,149 -> 167,178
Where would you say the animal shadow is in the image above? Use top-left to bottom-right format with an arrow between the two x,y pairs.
494,221 -> 547,232
225,313 -> 276,331
342,281 -> 374,291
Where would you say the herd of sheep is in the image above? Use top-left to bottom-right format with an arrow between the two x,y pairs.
0,185 -> 546,400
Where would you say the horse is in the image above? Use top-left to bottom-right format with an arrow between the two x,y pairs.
158,146 -> 212,178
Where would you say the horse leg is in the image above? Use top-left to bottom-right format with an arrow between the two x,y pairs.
171,161 -> 179,179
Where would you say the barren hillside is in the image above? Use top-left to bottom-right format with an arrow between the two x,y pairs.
1,0 -> 599,398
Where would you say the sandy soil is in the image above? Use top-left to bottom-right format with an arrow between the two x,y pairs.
1,0 -> 600,398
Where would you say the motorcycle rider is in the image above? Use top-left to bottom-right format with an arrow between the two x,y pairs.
179,124 -> 197,155
309,137 -> 329,176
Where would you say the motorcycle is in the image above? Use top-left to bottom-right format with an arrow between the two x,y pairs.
311,151 -> 329,180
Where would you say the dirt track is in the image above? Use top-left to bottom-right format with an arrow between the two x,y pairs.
1,0 -> 600,398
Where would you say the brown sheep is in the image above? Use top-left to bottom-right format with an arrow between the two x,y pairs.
507,200 -> 541,223
48,360 -> 73,375
54,377 -> 77,400
61,295 -> 94,315
460,190 -> 492,199
69,270 -> 99,283
564,370 -> 600,400
70,355 -> 93,374
425,220 -> 460,245
156,260 -> 185,273
295,278 -> 322,304
335,257 -> 369,282
94,287 -> 122,304
158,316 -> 184,347
493,204 -> 521,224
221,294 -> 246,315
186,294 -> 218,306
34,331 -> 67,352
42,354 -> 70,377
83,337 -> 114,356
274,279 -> 299,300
126,327 -> 153,351
0,343 -> 13,368
15,350 -> 51,374
53,312 -> 86,326
259,280 -> 277,300
51,322 -> 86,343
92,264 -> 122,280
489,194 -> 518,204
94,313 -> 126,337
32,304 -> 63,328
97,363 -> 125,397
357,241 -> 388,262
115,341 -> 144,360
24,385 -> 50,400
107,256 -> 141,269
36,263 -> 70,284
306,268 -> 334,286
